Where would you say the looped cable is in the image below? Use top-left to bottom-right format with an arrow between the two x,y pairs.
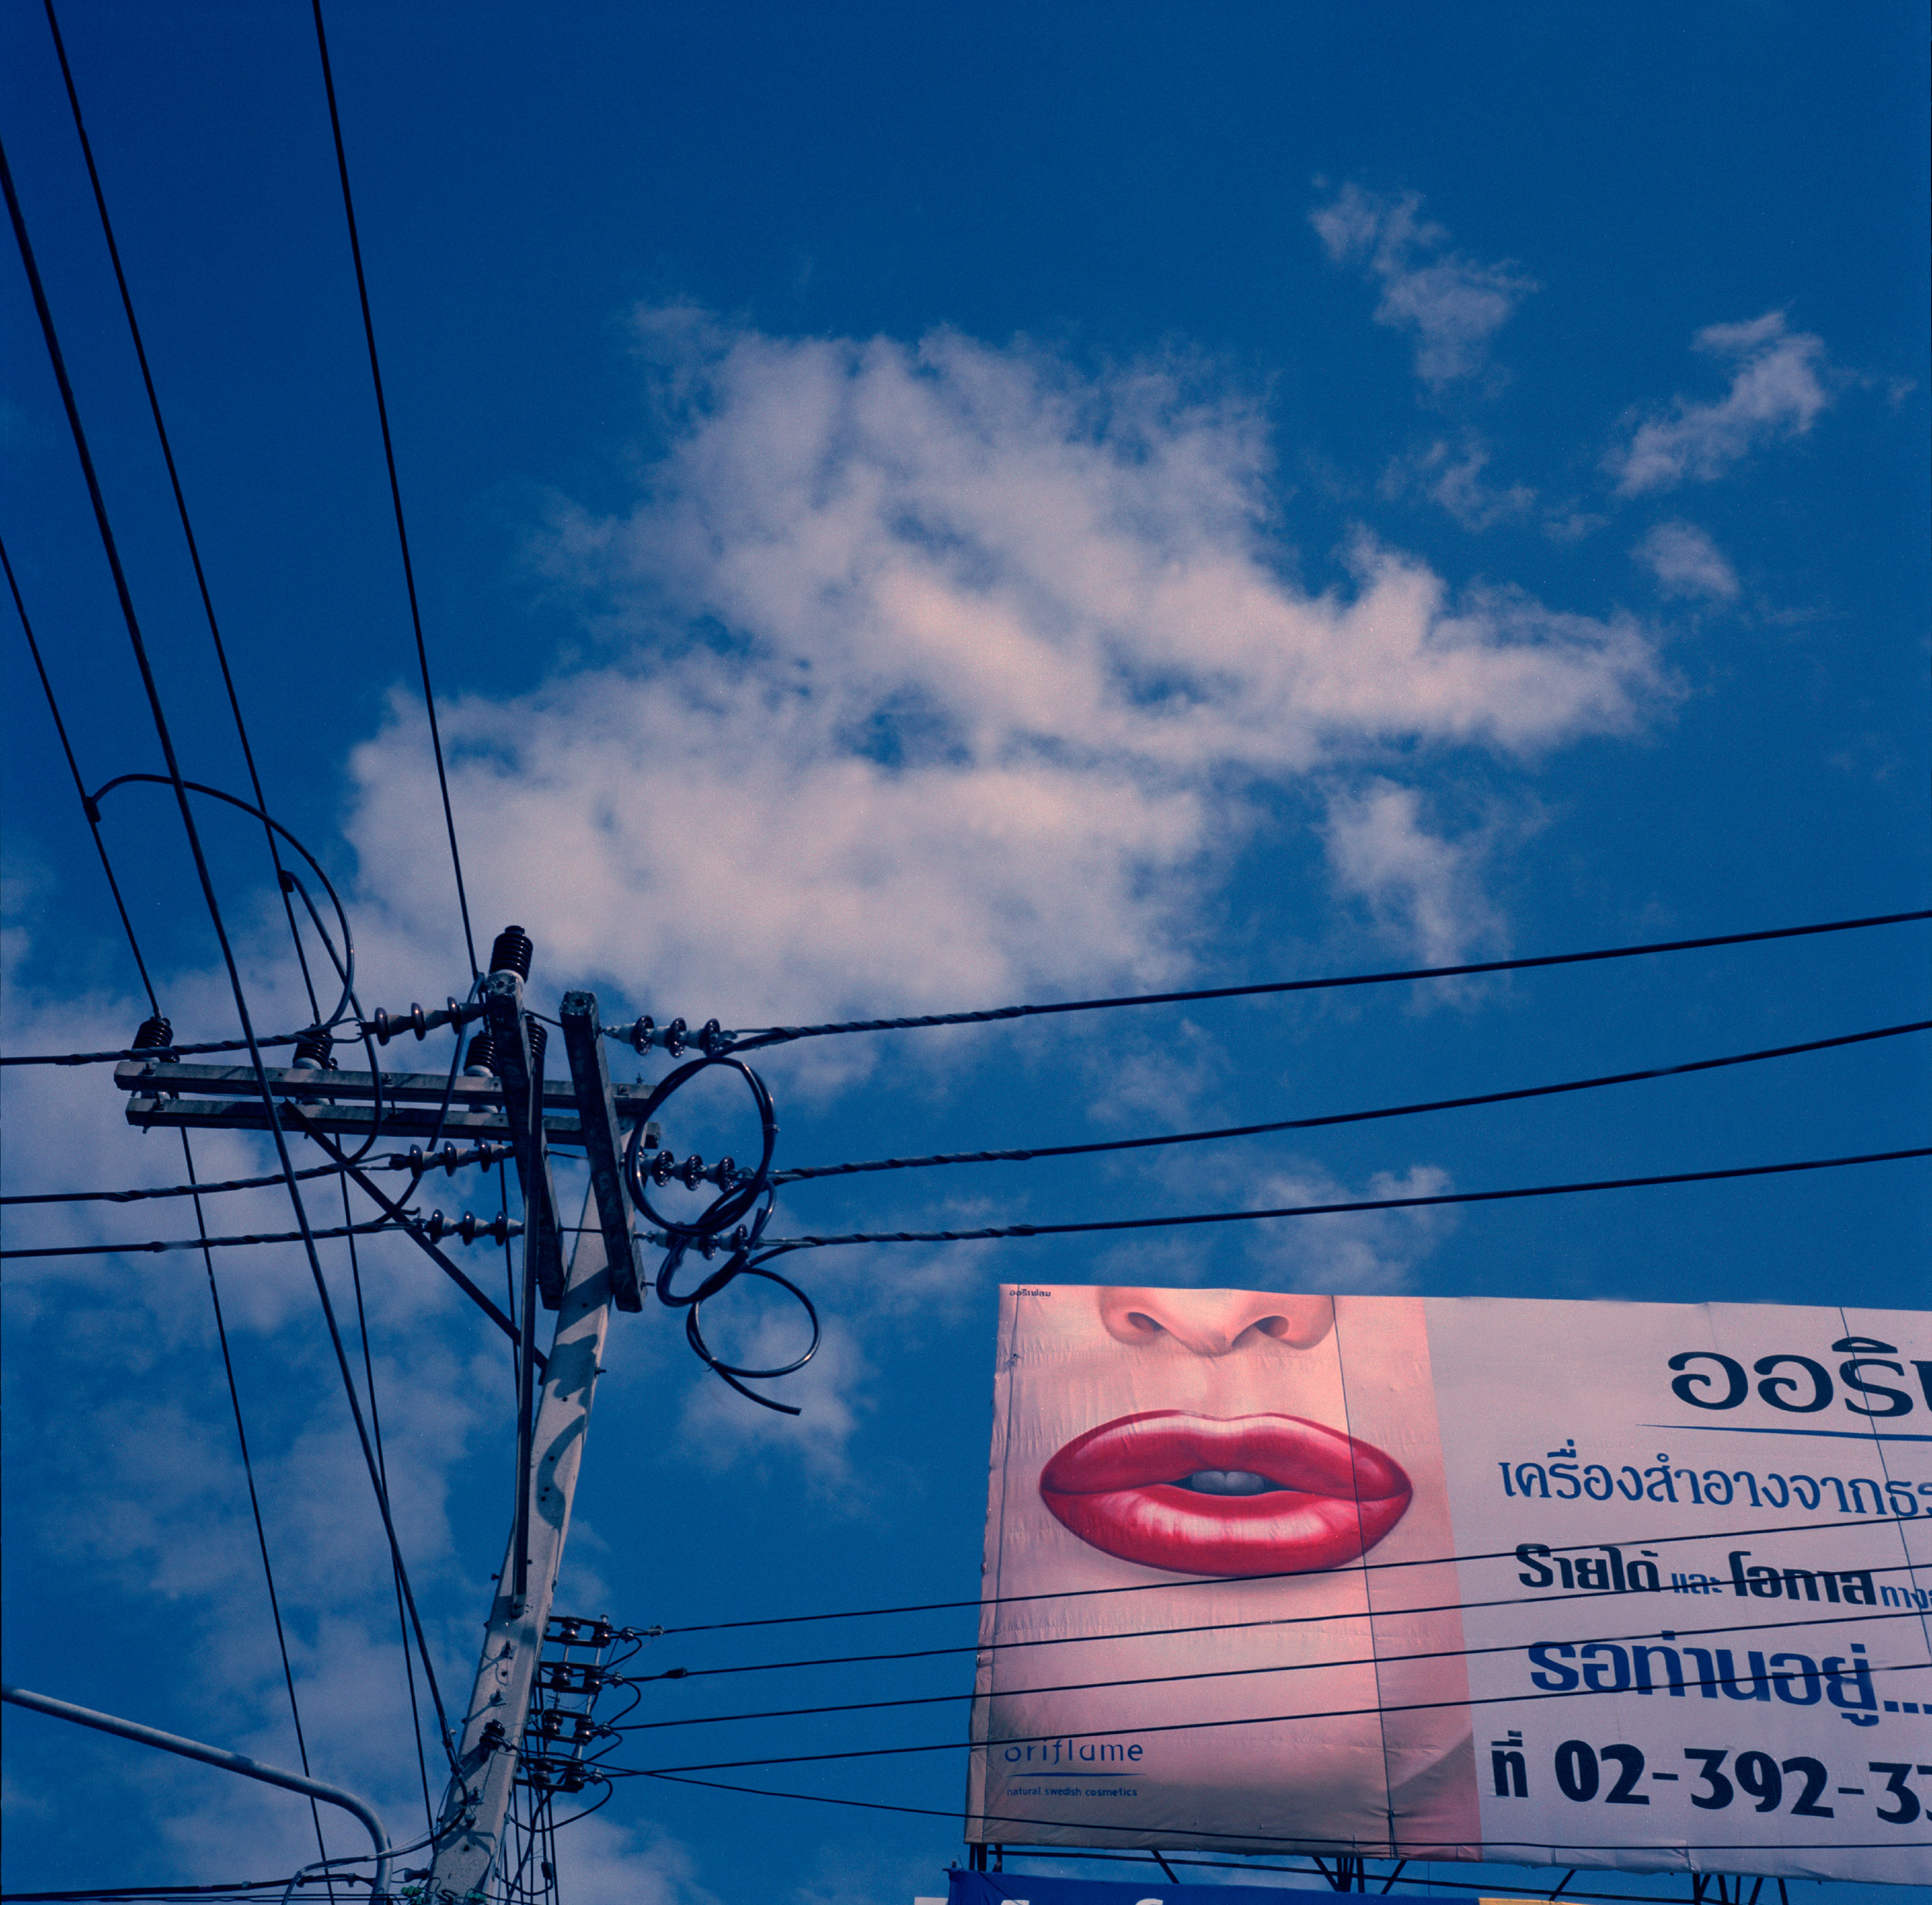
621,1054 -> 777,1240
683,1258 -> 820,1417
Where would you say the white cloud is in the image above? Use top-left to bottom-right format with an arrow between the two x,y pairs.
1635,521 -> 1739,602
1386,437 -> 1536,529
1311,185 -> 1537,387
345,312 -> 1660,1042
1243,1161 -> 1459,1294
1320,778 -> 1503,966
1608,311 -> 1833,495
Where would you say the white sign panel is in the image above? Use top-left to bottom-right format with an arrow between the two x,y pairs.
966,1289 -> 1932,1882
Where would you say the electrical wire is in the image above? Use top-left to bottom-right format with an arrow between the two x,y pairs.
650,1507 -> 1932,1634
608,1599 -> 1923,1737
1,1218 -> 417,1260
0,1140 -> 512,1206
2,281 -> 331,1869
309,0 -> 477,981
772,1018 -> 1932,1186
618,1766 -> 1932,1866
338,1171 -> 436,1835
1,531 -> 158,1015
610,1641 -> 1932,1780
184,1134 -> 332,1871
3,134 -> 456,1767
42,0 -> 323,1025
90,774 -> 361,1031
756,1145 -> 1932,1253
2,1031 -> 315,1066
719,908 -> 1932,1051
9,906 -> 1929,1070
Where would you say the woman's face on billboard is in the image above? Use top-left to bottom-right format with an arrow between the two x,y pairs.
1035,1286 -> 1412,1579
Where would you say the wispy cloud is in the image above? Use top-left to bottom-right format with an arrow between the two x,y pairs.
1634,521 -> 1739,601
1386,437 -> 1536,529
346,311 -> 1662,1044
1608,312 -> 1833,495
1311,185 -> 1537,389
1320,778 -> 1503,966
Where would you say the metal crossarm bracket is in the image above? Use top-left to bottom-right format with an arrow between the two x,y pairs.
483,971 -> 564,1309
560,991 -> 643,1312
114,1057 -> 665,1146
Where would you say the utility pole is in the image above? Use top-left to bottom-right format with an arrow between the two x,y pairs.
427,1182 -> 613,1893
429,985 -> 645,1896
108,953 -> 725,1896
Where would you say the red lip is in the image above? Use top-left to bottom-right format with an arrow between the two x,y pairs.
1039,1410 -> 1411,1577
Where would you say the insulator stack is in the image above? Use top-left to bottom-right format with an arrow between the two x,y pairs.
291,1026 -> 337,1071
489,924 -> 533,978
131,1015 -> 174,1053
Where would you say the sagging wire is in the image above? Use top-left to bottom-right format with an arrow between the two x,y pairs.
753,1145 -> 1932,1254
773,1018 -> 1932,1186
0,1142 -> 518,1209
617,1053 -> 818,1413
0,532 -> 158,1016
309,0 -> 478,982
599,1597 -> 1927,1739
339,1172 -> 436,1836
182,1133 -> 332,1873
42,0 -> 325,1026
604,1638 -> 1932,1783
0,1216 -> 455,1260
605,907 -> 1932,1056
9,907 -> 1928,1071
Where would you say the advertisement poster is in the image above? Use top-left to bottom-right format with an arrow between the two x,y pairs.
965,1290 -> 1932,1882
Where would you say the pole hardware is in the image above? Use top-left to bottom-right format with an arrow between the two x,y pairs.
560,990 -> 645,1311
3,1683 -> 393,1899
114,1057 -> 672,1145
429,1193 -> 615,1895
480,970 -> 563,1310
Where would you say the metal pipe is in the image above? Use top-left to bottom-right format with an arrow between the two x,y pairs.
2,1684 -> 392,1897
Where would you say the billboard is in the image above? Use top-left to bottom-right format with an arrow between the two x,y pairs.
966,1289 -> 1932,1882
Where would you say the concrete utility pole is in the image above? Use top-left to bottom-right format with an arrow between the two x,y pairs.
427,1186 -> 614,1893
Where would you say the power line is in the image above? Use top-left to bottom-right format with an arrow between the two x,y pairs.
182,1134 -> 332,1870
2,131 -> 456,1767
0,531 -> 158,1015
42,0 -> 322,1022
611,1599 -> 1920,1737
651,1508 -> 1928,1635
3,351 -> 329,1861
723,907 -> 1932,1051
2,1031 -> 313,1066
627,1528 -> 1930,1694
8,905 -> 1929,1070
624,1767 -> 1932,1866
338,1172 -> 436,1836
757,1144 -> 1932,1252
774,1018 -> 1932,1185
308,0 -> 477,981
1,1218 -> 413,1260
615,1642 -> 1932,1779
16,1017 -> 1917,1210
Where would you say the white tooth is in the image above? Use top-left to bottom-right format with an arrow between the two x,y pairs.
1184,1468 -> 1275,1495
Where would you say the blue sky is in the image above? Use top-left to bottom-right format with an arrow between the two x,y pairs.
2,2 -> 1927,1898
